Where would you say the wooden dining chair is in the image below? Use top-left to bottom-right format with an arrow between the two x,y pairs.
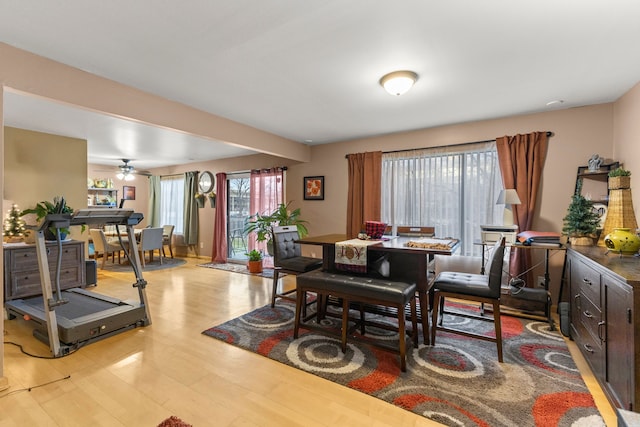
162,224 -> 175,258
138,227 -> 164,267
431,237 -> 506,362
89,228 -> 122,269
271,225 -> 323,307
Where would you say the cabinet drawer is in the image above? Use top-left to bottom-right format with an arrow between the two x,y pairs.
579,293 -> 603,343
575,320 -> 605,379
572,258 -> 601,306
10,243 -> 82,270
10,247 -> 41,270
7,266 -> 83,300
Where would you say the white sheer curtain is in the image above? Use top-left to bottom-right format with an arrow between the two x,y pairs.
382,141 -> 503,256
160,176 -> 185,234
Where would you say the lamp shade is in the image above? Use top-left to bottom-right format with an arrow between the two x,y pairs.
380,70 -> 418,96
496,189 -> 521,205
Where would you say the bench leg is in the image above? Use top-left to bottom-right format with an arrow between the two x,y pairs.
410,296 -> 419,347
397,302 -> 407,372
294,285 -> 304,339
431,291 -> 442,346
341,298 -> 349,353
418,290 -> 430,345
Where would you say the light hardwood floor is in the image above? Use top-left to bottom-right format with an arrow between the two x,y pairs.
2,257 -> 617,426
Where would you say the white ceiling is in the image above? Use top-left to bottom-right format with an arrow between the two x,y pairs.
2,1 -> 640,170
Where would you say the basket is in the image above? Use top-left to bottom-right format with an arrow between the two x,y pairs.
365,221 -> 387,239
609,176 -> 631,190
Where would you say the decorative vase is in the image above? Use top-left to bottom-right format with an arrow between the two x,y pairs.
208,197 -> 216,208
44,229 -> 67,241
604,228 -> 640,254
247,260 -> 263,274
609,176 -> 631,190
195,197 -> 205,208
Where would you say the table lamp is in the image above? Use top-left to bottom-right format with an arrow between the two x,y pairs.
497,189 -> 521,226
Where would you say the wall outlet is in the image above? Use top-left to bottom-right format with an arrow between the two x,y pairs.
200,242 -> 204,249
537,276 -> 546,288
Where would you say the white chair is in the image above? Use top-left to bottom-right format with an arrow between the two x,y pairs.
90,229 -> 123,269
162,224 -> 175,258
138,227 -> 164,267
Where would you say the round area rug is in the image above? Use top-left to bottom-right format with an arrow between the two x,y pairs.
100,256 -> 186,272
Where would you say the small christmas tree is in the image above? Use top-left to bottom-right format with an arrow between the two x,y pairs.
562,179 -> 601,244
3,204 -> 27,242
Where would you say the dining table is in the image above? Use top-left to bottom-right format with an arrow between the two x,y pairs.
297,233 -> 460,344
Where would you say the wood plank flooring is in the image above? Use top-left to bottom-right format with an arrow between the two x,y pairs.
1,257 -> 617,426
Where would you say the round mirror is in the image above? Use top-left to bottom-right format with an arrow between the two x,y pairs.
198,171 -> 215,193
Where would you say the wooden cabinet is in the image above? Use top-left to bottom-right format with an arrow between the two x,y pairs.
3,240 -> 86,301
88,187 -> 118,207
567,247 -> 639,410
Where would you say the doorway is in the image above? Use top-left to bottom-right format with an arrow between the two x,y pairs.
227,174 -> 250,261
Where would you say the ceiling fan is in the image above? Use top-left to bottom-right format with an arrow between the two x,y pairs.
114,159 -> 152,181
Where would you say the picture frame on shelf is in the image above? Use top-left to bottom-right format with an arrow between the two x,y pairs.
303,176 -> 324,200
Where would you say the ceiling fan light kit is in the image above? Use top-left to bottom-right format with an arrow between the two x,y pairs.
117,159 -> 136,180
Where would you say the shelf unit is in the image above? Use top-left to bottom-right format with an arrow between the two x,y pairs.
575,161 -> 619,205
88,187 -> 118,208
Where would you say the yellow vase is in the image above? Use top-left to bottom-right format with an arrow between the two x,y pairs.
604,228 -> 640,254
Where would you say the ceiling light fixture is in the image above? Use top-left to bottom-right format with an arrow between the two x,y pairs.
117,159 -> 135,181
379,70 -> 418,96
116,171 -> 135,181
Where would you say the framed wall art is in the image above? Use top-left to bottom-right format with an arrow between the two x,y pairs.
123,185 -> 136,200
303,176 -> 324,200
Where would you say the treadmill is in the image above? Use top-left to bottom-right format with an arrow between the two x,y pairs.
5,208 -> 152,357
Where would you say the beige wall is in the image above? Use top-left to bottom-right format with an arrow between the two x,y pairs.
4,126 -> 87,242
148,153 -> 301,258
613,80 -> 640,214
289,104 -> 615,238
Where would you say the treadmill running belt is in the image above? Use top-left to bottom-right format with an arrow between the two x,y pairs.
20,292 -> 123,318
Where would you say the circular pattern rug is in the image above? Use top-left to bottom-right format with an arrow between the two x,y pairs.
202,301 -> 604,427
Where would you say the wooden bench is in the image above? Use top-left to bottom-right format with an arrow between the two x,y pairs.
293,270 -> 418,371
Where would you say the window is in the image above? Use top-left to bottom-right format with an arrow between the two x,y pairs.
381,142 -> 503,256
160,176 -> 185,233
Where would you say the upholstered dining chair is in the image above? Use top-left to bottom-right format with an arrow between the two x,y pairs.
90,228 -> 123,269
271,225 -> 323,308
162,224 -> 175,258
138,227 -> 164,267
431,237 -> 506,362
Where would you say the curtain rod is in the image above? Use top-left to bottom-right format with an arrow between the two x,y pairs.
226,166 -> 288,176
345,131 -> 553,158
161,170 -> 199,178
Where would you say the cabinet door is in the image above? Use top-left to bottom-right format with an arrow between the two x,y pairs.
604,274 -> 633,410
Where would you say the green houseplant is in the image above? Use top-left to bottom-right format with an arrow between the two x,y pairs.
562,180 -> 601,245
20,196 -> 85,240
246,249 -> 263,273
243,202 -> 309,254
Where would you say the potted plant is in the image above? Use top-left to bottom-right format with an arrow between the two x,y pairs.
246,249 -> 263,273
20,196 -> 85,241
562,180 -> 601,245
194,192 -> 205,208
207,191 -> 216,208
243,202 -> 309,254
608,167 -> 631,190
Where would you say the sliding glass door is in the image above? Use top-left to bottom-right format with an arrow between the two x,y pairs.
226,174 -> 250,261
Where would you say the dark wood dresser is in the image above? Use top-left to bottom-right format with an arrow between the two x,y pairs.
567,246 -> 640,410
3,240 -> 86,301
